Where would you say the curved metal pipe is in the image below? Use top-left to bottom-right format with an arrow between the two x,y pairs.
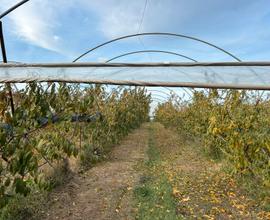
103,49 -> 225,85
73,32 -> 241,62
105,50 -> 196,98
148,89 -> 188,102
0,0 -> 30,19
148,87 -> 193,101
162,86 -> 193,99
151,93 -> 169,100
151,97 -> 166,103
147,89 -> 172,97
105,50 -> 197,63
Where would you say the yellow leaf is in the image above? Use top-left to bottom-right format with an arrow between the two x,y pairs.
172,188 -> 180,196
182,196 -> 190,202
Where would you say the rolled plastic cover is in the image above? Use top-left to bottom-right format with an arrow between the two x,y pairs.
0,62 -> 270,89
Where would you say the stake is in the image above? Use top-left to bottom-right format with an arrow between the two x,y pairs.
79,124 -> 82,151
0,21 -> 15,115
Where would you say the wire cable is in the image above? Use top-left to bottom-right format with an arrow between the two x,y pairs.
138,0 -> 148,33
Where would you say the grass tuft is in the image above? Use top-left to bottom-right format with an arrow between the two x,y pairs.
133,124 -> 181,220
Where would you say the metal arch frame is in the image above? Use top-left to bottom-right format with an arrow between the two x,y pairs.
147,86 -> 192,99
150,93 -> 169,100
162,86 -> 193,99
92,34 -> 261,87
81,81 -> 189,99
103,49 -> 238,97
73,33 -> 239,89
150,94 -> 192,104
0,0 -> 30,19
149,87 -> 193,100
105,50 -> 196,98
104,49 -> 226,85
147,89 -> 172,98
147,89 -> 191,102
151,97 -> 167,103
150,93 -> 192,104
105,50 -> 197,63
71,31 -> 241,95
73,32 -> 241,62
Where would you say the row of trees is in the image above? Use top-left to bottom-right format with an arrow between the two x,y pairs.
155,89 -> 270,187
0,83 -> 150,207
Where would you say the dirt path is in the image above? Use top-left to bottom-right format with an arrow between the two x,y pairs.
40,123 -> 269,220
153,123 -> 270,219
43,124 -> 149,220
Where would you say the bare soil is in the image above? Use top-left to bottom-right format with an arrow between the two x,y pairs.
42,124 -> 149,220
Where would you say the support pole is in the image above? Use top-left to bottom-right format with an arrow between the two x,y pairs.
0,21 -> 15,115
0,0 -> 30,19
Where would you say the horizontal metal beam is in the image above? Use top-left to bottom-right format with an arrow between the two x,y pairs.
0,79 -> 270,90
1,61 -> 270,67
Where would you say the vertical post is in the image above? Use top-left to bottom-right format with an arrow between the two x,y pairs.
0,21 -> 15,115
0,22 -> 7,62
79,124 -> 82,151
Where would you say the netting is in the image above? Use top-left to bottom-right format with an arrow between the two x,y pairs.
1,62 -> 270,89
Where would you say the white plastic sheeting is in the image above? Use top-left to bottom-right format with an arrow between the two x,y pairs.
0,62 -> 270,89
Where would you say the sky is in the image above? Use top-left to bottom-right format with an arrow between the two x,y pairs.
1,0 -> 270,112
1,0 -> 270,63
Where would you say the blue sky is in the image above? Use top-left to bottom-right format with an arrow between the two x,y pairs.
1,0 -> 270,63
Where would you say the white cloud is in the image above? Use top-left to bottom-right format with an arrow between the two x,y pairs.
53,35 -> 60,41
1,0 -> 270,61
80,0 -> 146,38
80,0 -> 270,47
0,0 -> 72,53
